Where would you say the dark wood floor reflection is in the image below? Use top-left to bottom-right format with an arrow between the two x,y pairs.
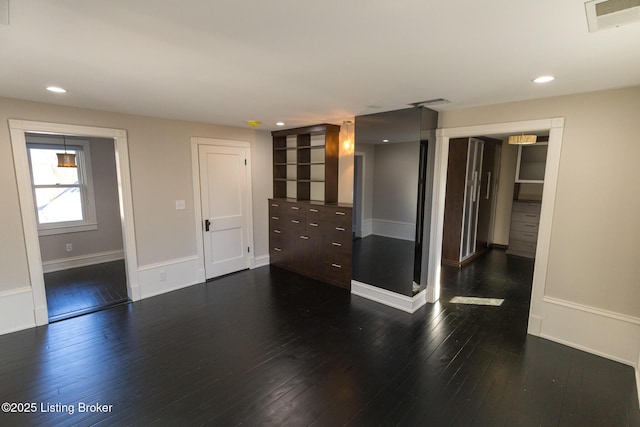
44,260 -> 129,322
0,257 -> 638,426
352,235 -> 415,296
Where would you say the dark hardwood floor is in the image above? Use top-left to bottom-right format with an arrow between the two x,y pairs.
0,251 -> 638,426
352,235 -> 415,296
44,260 -> 129,322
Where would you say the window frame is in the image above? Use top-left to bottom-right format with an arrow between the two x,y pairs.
26,135 -> 98,236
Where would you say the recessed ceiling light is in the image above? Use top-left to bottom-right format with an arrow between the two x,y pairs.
382,139 -> 389,143
533,76 -> 555,83
46,86 -> 67,93
276,122 -> 285,126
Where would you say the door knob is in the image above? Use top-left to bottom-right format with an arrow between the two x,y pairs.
205,219 -> 211,232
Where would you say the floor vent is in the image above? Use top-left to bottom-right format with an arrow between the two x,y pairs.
585,0 -> 640,32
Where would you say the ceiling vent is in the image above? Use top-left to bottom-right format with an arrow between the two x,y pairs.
409,98 -> 450,107
585,0 -> 640,32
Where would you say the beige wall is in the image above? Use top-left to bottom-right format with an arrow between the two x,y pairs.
355,143 -> 376,221
1,96 -> 271,293
372,141 -> 419,224
38,137 -> 124,262
439,86 -> 640,318
493,141 -> 517,246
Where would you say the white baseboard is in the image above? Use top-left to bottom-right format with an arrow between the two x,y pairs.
42,250 -> 125,273
138,256 -> 203,299
0,287 -> 36,335
372,219 -> 415,241
351,280 -> 427,313
362,219 -> 373,237
536,296 -> 640,367
251,254 -> 270,269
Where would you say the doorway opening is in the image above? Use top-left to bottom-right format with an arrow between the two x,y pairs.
427,118 -> 565,337
9,120 -> 140,327
25,133 -> 129,321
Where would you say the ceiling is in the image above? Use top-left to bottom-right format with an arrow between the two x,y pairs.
1,0 -> 639,131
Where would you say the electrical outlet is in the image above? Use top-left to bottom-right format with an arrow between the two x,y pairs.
65,243 -> 73,252
159,271 -> 166,281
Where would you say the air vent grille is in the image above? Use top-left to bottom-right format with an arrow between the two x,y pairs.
585,0 -> 640,32
596,0 -> 640,16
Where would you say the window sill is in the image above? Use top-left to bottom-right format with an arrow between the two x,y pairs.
38,222 -> 98,236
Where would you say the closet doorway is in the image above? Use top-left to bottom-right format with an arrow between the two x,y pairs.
428,118 -> 565,337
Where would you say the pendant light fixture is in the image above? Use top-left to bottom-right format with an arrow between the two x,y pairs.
57,135 -> 77,168
342,120 -> 353,152
508,134 -> 537,145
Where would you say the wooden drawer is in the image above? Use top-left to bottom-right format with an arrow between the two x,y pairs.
511,220 -> 539,233
321,255 -> 352,288
322,207 -> 351,221
512,201 -> 541,213
509,229 -> 538,243
507,240 -> 537,258
512,211 -> 540,224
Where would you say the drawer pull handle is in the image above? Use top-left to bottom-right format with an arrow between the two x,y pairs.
525,214 -> 537,218
291,220 -> 300,224
271,203 -> 279,207
271,216 -> 279,220
309,208 -> 319,213
335,227 -> 345,231
335,211 -> 346,216
273,229 -> 281,234
274,248 -> 282,252
300,235 -> 309,240
309,223 -> 319,227
332,242 -> 342,247
331,263 -> 342,268
291,206 -> 300,210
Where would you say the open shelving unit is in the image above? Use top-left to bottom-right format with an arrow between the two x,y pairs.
272,124 -> 340,203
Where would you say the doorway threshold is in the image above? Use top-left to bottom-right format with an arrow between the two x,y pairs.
48,299 -> 130,323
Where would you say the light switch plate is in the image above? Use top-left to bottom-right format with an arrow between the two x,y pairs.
175,200 -> 186,210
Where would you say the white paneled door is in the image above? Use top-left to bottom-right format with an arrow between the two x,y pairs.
199,144 -> 250,279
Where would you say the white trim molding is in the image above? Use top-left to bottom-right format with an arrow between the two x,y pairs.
8,119 -> 140,329
251,255 -> 270,269
138,256 -> 204,299
0,287 -> 37,335
538,296 -> 640,367
362,219 -> 373,237
372,219 -> 416,241
351,280 -> 427,313
42,250 -> 125,273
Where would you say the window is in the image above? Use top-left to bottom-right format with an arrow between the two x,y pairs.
26,135 -> 97,235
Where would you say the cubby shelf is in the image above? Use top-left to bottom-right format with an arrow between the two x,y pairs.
271,124 -> 340,203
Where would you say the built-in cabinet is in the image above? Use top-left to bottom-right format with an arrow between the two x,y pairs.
269,124 -> 352,289
506,201 -> 541,258
442,137 -> 498,267
269,199 -> 352,288
507,142 -> 546,258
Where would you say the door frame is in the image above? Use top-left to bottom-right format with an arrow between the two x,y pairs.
427,117 -> 564,337
353,151 -> 366,238
8,119 -> 140,326
191,137 -> 254,280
